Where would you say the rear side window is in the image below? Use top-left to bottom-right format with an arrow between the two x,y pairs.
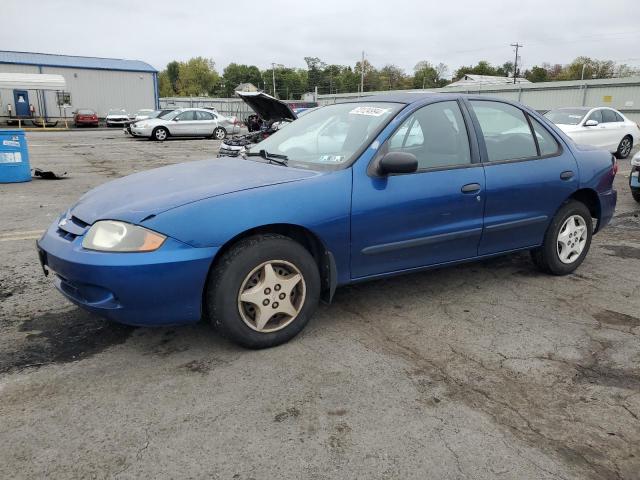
470,101 -> 537,162
587,110 -> 602,123
387,101 -> 471,169
601,109 -> 618,123
196,111 -> 214,120
529,117 -> 560,156
614,111 -> 624,122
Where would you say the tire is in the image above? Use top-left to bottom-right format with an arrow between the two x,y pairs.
615,135 -> 633,159
212,127 -> 227,140
205,234 -> 320,349
530,200 -> 593,275
153,127 -> 168,142
632,190 -> 640,204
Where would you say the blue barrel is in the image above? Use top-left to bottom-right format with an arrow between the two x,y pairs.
0,129 -> 31,183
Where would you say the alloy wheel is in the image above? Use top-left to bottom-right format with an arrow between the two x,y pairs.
556,215 -> 587,264
155,128 -> 167,141
237,260 -> 306,333
619,137 -> 632,158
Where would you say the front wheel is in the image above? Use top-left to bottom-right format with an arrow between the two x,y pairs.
205,234 -> 320,348
531,200 -> 593,275
212,127 -> 227,140
616,136 -> 633,159
153,127 -> 168,141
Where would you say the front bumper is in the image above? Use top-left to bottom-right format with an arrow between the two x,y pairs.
37,218 -> 218,326
130,125 -> 153,137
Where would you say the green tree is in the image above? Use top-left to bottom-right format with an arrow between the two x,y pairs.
524,65 -> 549,82
221,63 -> 262,96
175,57 -> 220,96
379,64 -> 407,90
355,59 -> 381,92
166,61 -> 180,92
304,57 -> 327,93
158,71 -> 174,97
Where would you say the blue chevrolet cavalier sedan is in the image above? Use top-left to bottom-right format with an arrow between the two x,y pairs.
37,93 -> 617,348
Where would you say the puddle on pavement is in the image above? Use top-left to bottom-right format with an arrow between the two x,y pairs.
0,309 -> 135,374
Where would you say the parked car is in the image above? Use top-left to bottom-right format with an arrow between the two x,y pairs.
125,109 -> 175,136
129,108 -> 237,141
545,107 -> 640,159
631,150 -> 640,203
105,109 -> 131,127
37,93 -> 617,348
218,91 -> 297,157
73,109 -> 99,127
133,109 -> 157,121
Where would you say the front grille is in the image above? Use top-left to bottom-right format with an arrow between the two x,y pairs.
56,215 -> 89,241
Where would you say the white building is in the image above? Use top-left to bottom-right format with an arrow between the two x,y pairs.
0,50 -> 158,119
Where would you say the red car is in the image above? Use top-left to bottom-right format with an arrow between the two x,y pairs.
74,109 -> 99,127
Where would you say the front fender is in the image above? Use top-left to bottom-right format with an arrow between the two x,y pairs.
144,168 -> 353,285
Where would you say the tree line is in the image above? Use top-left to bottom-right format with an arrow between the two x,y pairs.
158,55 -> 639,99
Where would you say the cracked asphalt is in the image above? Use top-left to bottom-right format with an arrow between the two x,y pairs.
0,130 -> 639,479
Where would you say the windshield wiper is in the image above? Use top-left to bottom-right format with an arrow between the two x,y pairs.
246,149 -> 289,166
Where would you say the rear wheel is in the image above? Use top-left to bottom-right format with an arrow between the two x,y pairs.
616,136 -> 633,159
212,127 -> 227,140
531,200 -> 592,275
632,190 -> 640,203
205,234 -> 320,348
153,127 -> 168,141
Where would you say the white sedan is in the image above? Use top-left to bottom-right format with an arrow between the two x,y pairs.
544,107 -> 640,159
130,108 -> 239,141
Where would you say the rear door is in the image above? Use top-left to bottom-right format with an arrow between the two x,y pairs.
195,110 -> 217,135
466,99 -> 578,255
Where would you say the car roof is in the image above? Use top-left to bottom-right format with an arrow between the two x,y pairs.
348,91 -> 520,106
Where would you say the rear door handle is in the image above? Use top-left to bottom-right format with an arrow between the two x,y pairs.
560,170 -> 574,180
461,183 -> 481,193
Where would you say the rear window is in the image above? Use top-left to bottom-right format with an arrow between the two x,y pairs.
77,109 -> 94,115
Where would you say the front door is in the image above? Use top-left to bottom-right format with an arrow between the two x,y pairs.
466,99 -> 579,255
13,90 -> 29,117
169,110 -> 198,136
350,100 -> 485,279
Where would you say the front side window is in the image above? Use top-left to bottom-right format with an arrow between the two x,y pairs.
471,101 -> 537,162
176,111 -> 196,121
587,110 -> 602,123
250,102 -> 401,169
387,101 -> 471,169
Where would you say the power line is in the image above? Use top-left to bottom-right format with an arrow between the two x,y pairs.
511,42 -> 523,84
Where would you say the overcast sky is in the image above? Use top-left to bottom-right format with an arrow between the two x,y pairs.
3,0 -> 639,76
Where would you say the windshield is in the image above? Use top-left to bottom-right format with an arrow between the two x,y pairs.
544,109 -> 588,125
162,110 -> 183,120
108,109 -> 127,115
249,102 -> 401,168
136,109 -> 154,116
157,110 -> 175,119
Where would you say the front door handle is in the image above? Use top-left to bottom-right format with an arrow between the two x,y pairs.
461,183 -> 481,194
560,170 -> 574,180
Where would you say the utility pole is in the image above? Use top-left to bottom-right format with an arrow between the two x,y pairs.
271,62 -> 276,98
511,43 -> 523,84
360,51 -> 365,96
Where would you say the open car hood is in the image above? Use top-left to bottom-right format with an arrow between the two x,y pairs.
237,91 -> 297,122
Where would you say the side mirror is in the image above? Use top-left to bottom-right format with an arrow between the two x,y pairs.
584,119 -> 598,127
173,117 -> 179,122
378,151 -> 418,175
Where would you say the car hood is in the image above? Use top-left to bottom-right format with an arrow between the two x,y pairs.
237,91 -> 297,122
70,157 -> 320,225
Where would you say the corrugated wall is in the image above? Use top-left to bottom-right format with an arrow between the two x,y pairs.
316,77 -> 640,122
0,64 -> 156,118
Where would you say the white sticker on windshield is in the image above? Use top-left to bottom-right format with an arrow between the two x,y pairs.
318,155 -> 344,163
349,106 -> 389,117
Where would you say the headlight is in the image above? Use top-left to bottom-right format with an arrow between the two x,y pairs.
82,220 -> 166,252
139,123 -> 149,128
631,153 -> 640,167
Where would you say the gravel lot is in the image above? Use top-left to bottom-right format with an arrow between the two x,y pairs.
1,130 -> 639,479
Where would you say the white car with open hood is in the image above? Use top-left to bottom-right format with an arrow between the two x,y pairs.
544,107 -> 640,159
